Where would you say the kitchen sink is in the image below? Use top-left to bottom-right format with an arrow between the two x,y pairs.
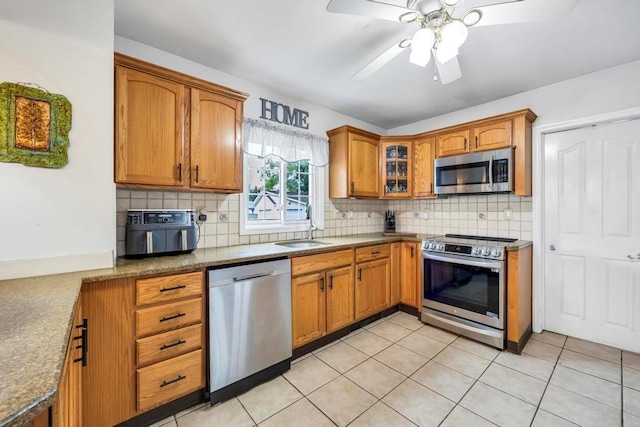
274,239 -> 331,249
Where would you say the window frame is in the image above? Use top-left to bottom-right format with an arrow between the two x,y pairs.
240,153 -> 325,236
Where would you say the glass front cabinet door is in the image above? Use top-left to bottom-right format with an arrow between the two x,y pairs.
381,139 -> 412,198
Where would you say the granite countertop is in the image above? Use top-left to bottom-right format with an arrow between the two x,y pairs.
0,232 -> 530,426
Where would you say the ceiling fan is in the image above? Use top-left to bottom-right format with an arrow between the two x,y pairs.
327,0 -> 579,84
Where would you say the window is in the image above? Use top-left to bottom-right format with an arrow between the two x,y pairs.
240,118 -> 328,235
241,155 -> 325,234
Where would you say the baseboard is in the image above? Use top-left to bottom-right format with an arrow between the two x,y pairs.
507,324 -> 533,354
0,250 -> 114,280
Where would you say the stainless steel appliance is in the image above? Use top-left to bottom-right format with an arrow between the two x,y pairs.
125,209 -> 198,257
208,258 -> 292,404
434,147 -> 514,195
421,234 -> 516,349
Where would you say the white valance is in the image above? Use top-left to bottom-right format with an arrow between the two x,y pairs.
242,118 -> 329,167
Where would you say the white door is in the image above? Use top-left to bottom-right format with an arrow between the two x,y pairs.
544,119 -> 640,353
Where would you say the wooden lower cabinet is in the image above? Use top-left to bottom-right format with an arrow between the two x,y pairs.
400,242 -> 420,308
291,272 -> 326,347
390,242 -> 402,306
52,299 -> 84,427
81,271 -> 205,426
325,266 -> 354,333
291,250 -> 354,348
355,258 -> 390,320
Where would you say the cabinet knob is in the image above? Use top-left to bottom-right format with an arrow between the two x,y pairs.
464,138 -> 467,150
475,136 -> 478,149
350,181 -> 355,194
329,274 -> 333,290
195,165 -> 199,183
177,163 -> 182,182
320,276 -> 325,292
358,268 -> 362,281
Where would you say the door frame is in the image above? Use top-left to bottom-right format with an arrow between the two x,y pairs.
532,106 -> 640,333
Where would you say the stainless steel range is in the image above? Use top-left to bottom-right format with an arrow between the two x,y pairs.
421,234 -> 516,349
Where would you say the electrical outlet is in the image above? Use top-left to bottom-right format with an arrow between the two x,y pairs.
503,208 -> 513,220
422,211 -> 429,220
218,213 -> 228,222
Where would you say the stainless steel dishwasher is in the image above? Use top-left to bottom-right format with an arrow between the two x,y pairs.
208,258 -> 292,404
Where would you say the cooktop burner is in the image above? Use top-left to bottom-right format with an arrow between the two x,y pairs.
422,234 -> 517,260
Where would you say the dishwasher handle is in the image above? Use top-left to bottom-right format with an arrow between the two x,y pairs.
232,271 -> 275,283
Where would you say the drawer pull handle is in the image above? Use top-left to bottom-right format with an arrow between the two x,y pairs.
371,251 -> 381,255
160,339 -> 186,350
160,312 -> 186,323
160,285 -> 187,292
160,375 -> 186,388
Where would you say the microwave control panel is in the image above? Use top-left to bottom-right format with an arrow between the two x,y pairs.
493,158 -> 510,183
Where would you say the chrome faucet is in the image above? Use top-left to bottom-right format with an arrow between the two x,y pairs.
306,204 -> 317,240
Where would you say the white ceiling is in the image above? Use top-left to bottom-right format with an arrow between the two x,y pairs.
114,0 -> 640,129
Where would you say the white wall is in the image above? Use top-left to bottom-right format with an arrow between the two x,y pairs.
389,60 -> 640,135
0,1 -> 115,279
115,37 -> 386,136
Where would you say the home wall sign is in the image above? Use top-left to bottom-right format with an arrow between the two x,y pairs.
0,82 -> 71,168
260,98 -> 309,130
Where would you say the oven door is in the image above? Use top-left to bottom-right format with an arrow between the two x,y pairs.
422,251 -> 505,329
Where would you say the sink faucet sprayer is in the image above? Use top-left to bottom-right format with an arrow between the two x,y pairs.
306,204 -> 317,240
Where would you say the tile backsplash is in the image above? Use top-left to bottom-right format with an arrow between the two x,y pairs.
116,190 -> 532,257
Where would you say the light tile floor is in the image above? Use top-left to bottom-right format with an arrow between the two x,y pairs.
151,312 -> 640,427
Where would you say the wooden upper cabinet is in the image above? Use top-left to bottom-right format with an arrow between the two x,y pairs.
349,133 -> 380,197
380,138 -> 412,199
413,135 -> 436,198
473,120 -> 512,151
115,66 -> 186,187
114,54 -> 247,192
437,129 -> 470,157
327,126 -> 380,198
190,89 -> 243,192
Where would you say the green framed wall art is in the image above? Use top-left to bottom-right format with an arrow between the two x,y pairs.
0,82 -> 71,168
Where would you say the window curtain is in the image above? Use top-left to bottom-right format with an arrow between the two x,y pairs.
242,118 -> 329,167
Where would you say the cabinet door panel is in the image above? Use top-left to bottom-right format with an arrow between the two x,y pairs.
115,67 -> 185,186
355,258 -> 390,320
390,243 -> 402,306
381,141 -> 412,198
437,129 -> 469,157
413,136 -> 436,197
292,273 -> 326,348
349,135 -> 379,197
190,89 -> 243,192
474,120 -> 512,151
326,266 -> 354,333
400,242 -> 420,308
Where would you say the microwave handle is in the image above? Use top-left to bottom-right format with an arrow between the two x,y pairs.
488,155 -> 494,188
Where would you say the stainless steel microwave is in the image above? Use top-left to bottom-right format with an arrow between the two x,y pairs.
434,147 -> 515,195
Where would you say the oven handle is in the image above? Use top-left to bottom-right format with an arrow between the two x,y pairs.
422,251 -> 504,270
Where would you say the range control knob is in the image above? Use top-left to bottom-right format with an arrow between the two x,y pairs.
429,242 -> 437,250
471,247 -> 480,255
491,249 -> 502,258
481,247 -> 491,256
436,243 -> 445,251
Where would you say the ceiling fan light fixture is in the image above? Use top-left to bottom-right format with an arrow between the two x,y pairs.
440,20 -> 468,49
441,0 -> 464,8
461,9 -> 482,27
409,27 -> 435,67
399,11 -> 420,23
435,43 -> 458,64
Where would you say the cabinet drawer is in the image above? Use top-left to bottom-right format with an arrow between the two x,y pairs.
136,298 -> 202,337
136,323 -> 203,366
355,244 -> 390,263
136,271 -> 203,305
137,349 -> 203,412
292,249 -> 353,276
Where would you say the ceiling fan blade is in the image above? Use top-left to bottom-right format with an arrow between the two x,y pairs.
327,0 -> 416,22
352,40 -> 407,81
435,55 -> 462,84
472,0 -> 579,27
